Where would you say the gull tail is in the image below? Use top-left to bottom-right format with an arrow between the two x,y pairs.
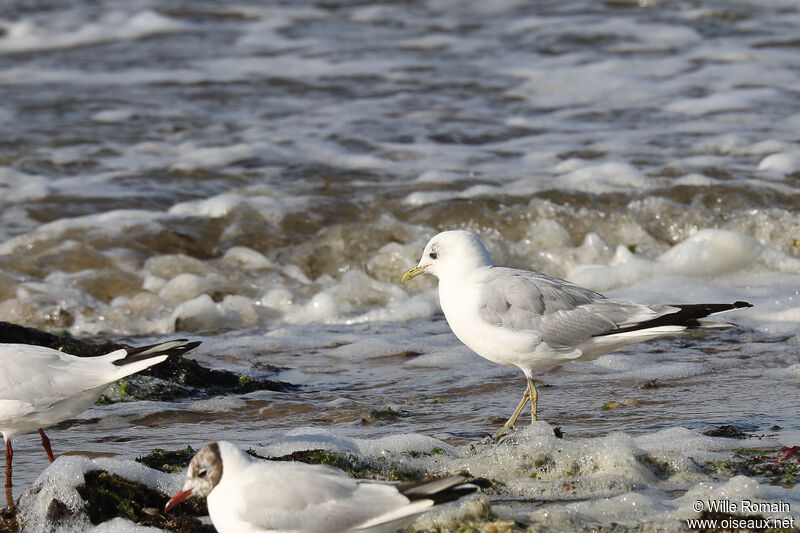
112,339 -> 201,367
65,340 -> 201,392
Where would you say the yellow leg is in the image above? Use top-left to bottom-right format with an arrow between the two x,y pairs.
528,377 -> 538,423
503,387 -> 530,430
494,376 -> 540,439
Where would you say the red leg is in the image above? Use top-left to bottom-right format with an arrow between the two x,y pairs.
4,440 -> 11,489
38,429 -> 55,463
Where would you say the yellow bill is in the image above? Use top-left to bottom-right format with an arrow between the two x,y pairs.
401,265 -> 427,283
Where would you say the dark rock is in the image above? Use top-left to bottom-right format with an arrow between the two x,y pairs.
0,321 -> 118,356
145,354 -> 296,397
361,408 -> 409,424
0,505 -> 18,533
702,424 -> 748,439
44,498 -> 76,522
76,470 -> 214,532
638,379 -> 660,389
136,446 -> 197,473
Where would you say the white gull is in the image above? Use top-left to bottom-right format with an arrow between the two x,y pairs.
1,339 -> 200,489
165,441 -> 477,533
402,230 -> 751,435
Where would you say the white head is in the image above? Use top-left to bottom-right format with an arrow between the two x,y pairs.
164,442 -> 225,512
402,230 -> 494,283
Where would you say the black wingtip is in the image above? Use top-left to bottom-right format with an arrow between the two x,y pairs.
594,300 -> 753,338
426,485 -> 479,505
113,339 -> 201,367
396,475 -> 479,505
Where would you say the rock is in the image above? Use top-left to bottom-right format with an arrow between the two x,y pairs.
76,470 -> 213,532
701,424 -> 749,439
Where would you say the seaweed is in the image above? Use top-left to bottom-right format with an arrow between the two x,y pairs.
703,446 -> 800,488
76,470 -> 213,532
136,446 -> 197,473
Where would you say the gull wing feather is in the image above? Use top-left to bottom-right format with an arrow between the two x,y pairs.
228,462 -> 410,533
0,342 -> 185,409
0,345 -> 123,408
477,268 -> 663,349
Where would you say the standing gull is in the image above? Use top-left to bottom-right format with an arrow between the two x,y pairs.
402,230 -> 751,434
165,441 -> 477,533
1,339 -> 200,489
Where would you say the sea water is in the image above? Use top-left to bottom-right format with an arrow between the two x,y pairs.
1,0 -> 799,530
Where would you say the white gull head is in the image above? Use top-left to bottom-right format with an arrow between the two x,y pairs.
164,441 -> 227,511
402,230 -> 494,283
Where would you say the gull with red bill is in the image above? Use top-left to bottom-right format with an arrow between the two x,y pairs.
402,230 -> 752,435
1,339 -> 200,490
165,441 -> 477,533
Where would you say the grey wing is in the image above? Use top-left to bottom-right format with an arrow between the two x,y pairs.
477,268 -> 659,348
234,463 -> 408,533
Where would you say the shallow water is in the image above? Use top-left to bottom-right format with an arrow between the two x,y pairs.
1,0 -> 800,529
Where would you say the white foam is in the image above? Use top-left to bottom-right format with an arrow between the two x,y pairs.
168,193 -> 244,218
17,455 -> 181,533
89,518 -> 165,533
282,270 -> 412,325
168,191 -> 312,225
413,169 -> 465,184
90,109 -> 136,124
403,349 -> 474,369
144,254 -> 211,279
256,427 -> 451,458
634,427 -> 779,454
285,291 -> 340,324
0,210 -> 166,255
171,294 -> 245,332
666,88 -> 783,115
0,168 -> 50,203
402,190 -> 458,207
349,293 -> 439,324
758,152 -> 800,174
569,228 -> 800,293
528,492 -> 670,529
676,476 -> 772,520
554,161 -> 652,194
234,7 -> 325,52
325,336 -> 426,361
189,396 -> 247,412
158,273 -> 212,303
0,10 -> 186,53
169,143 -> 258,172
222,247 -> 273,270
697,135 -> 795,156
223,295 -> 260,326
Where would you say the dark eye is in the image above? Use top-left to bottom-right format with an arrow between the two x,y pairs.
429,252 -> 438,260
197,469 -> 207,478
